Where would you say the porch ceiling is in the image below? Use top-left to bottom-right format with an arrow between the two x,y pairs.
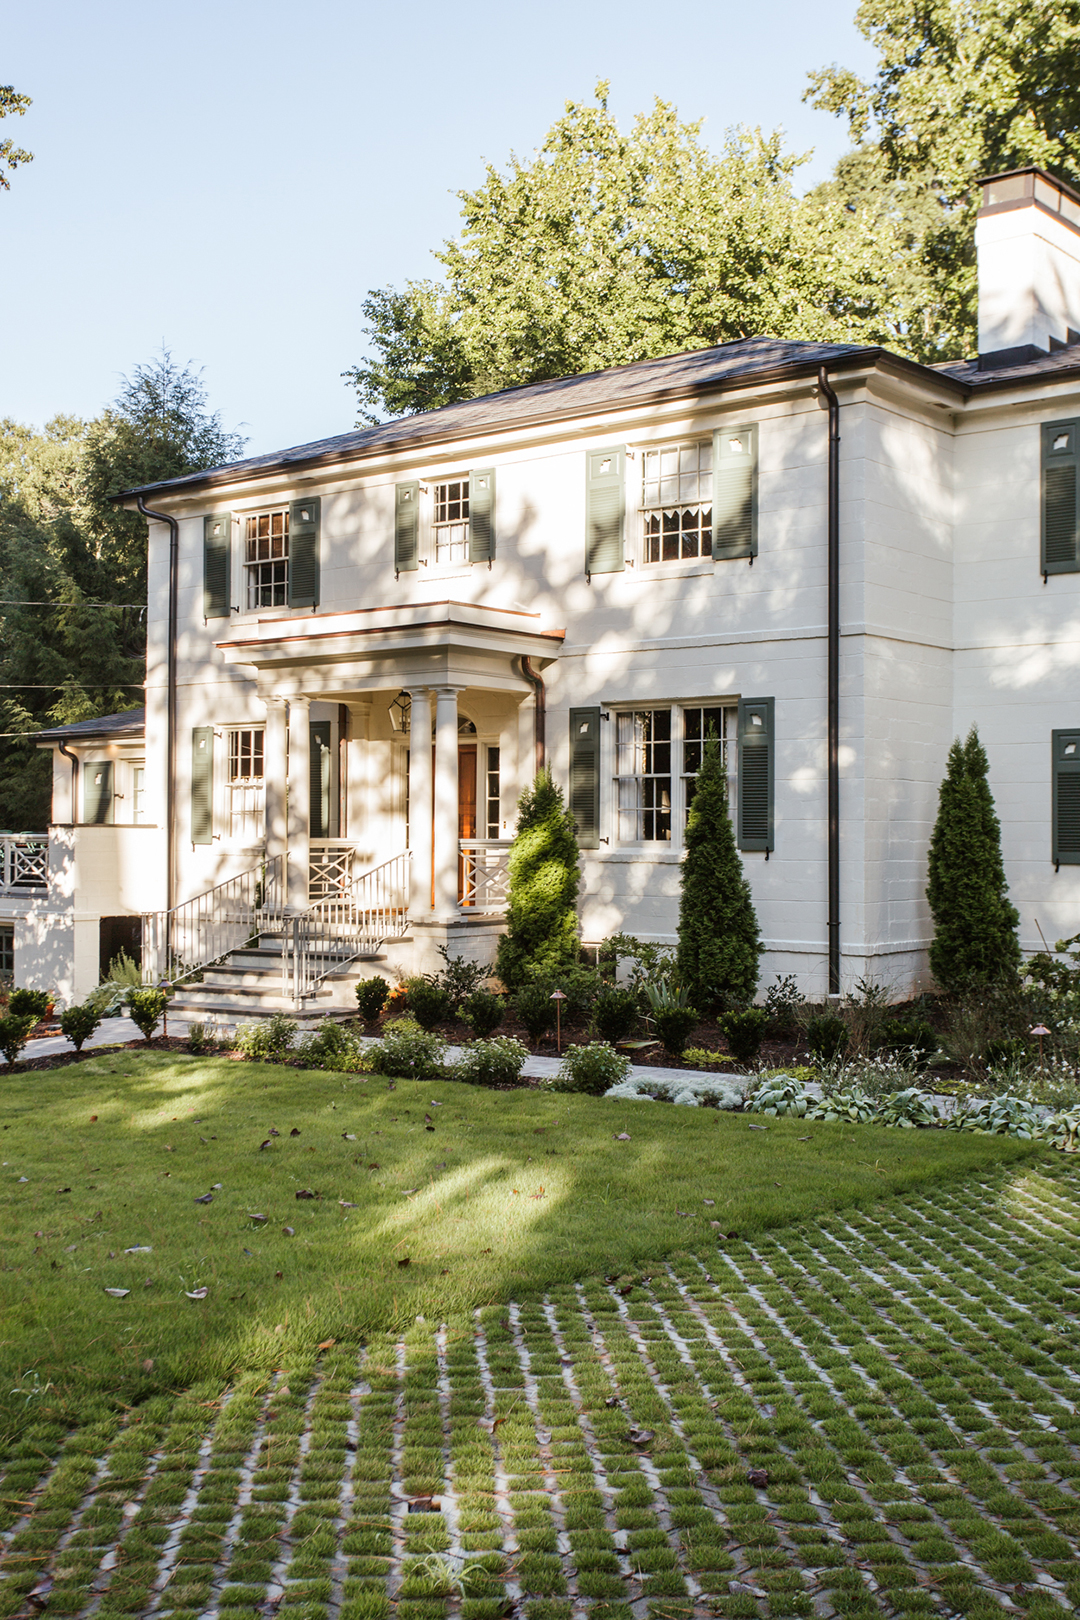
216,598 -> 563,698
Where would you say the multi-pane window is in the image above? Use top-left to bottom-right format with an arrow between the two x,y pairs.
682,705 -> 737,819
433,478 -> 469,564
132,762 -> 146,824
641,442 -> 713,563
486,746 -> 501,837
616,710 -> 672,842
228,727 -> 265,839
245,510 -> 289,608
0,922 -> 13,984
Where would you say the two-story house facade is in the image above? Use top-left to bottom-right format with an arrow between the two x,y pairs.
17,166 -> 1080,1011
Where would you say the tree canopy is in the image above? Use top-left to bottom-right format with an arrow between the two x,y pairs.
0,353 -> 244,830
0,85 -> 32,190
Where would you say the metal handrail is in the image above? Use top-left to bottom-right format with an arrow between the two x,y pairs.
284,849 -> 411,1006
141,855 -> 285,986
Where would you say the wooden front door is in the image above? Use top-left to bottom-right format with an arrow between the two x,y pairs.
458,745 -> 477,902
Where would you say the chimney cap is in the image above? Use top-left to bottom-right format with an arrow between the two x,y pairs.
979,165 -> 1080,227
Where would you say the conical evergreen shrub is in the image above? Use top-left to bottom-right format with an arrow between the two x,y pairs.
926,726 -> 1021,991
676,736 -> 762,1010
494,768 -> 582,991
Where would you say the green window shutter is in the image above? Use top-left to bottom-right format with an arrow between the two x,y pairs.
288,496 -> 320,608
203,513 -> 232,618
310,721 -> 332,840
713,424 -> 758,561
737,696 -> 774,852
1042,420 -> 1080,576
1052,729 -> 1080,866
191,728 -> 213,846
585,446 -> 625,578
469,467 -> 496,563
569,707 -> 601,850
395,481 -> 419,574
84,761 -> 113,825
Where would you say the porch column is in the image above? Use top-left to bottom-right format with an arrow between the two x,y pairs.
406,688 -> 434,920
264,696 -> 288,879
433,685 -> 464,921
287,696 -> 311,910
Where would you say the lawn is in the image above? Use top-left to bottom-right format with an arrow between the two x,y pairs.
4,1052 -> 1076,1620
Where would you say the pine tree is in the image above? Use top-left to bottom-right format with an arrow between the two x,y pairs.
494,768 -> 581,991
676,736 -> 762,1010
926,727 -> 1021,992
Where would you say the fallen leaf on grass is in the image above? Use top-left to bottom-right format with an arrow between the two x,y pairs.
342,1132 -> 356,1141
528,1187 -> 545,1199
26,1576 -> 53,1611
339,1200 -> 358,1209
269,1128 -> 280,1137
703,1198 -> 715,1206
709,1220 -> 722,1229
746,1468 -> 769,1488
317,1338 -> 336,1350
103,1287 -> 130,1298
124,1245 -> 152,1254
368,1162 -> 380,1170
89,1115 -> 97,1123
628,1427 -> 654,1447
274,1270 -> 283,1279
613,1132 -> 631,1141
401,1188 -> 418,1196
164,1145 -> 175,1153
194,1193 -> 213,1204
295,1189 -> 316,1200
249,1213 -> 269,1224
425,1125 -> 435,1132
797,1135 -> 811,1141
289,1127 -> 301,1137
397,1256 -> 411,1268
259,1139 -> 272,1151
55,1187 -> 71,1194
186,1287 -> 209,1300
282,1225 -> 295,1236
408,1494 -> 441,1512
746,1124 -> 768,1131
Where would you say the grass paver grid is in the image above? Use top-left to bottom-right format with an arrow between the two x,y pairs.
2,1161 -> 1080,1619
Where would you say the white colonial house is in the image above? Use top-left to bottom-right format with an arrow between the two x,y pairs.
7,165 -> 1080,1015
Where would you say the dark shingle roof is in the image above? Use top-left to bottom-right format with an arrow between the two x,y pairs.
34,707 -> 145,743
937,346 -> 1080,388
119,337 -> 913,500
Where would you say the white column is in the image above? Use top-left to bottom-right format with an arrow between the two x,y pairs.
433,685 -> 463,921
264,696 -> 288,884
287,696 -> 310,910
407,689 -> 433,919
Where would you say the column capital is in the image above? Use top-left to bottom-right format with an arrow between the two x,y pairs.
263,693 -> 288,710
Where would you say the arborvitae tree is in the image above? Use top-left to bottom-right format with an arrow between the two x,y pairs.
926,727 -> 1021,992
676,736 -> 762,1010
494,768 -> 582,991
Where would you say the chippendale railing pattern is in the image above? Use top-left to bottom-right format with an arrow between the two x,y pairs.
459,839 -> 511,912
0,834 -> 49,894
309,840 -> 355,901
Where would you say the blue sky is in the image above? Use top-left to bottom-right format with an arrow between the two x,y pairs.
4,0 -> 874,457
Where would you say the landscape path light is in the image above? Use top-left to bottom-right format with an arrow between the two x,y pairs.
1030,1024 -> 1050,1067
550,988 -> 567,1055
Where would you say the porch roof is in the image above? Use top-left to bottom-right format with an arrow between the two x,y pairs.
215,599 -> 563,697
33,707 -> 145,747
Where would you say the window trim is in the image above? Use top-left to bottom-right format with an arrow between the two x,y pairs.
243,507 -> 291,611
637,439 -> 714,567
225,724 -> 266,843
608,699 -> 740,850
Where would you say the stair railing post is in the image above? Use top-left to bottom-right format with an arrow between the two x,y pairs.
292,914 -> 302,1011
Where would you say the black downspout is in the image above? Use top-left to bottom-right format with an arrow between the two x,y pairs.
817,368 -> 841,997
57,739 -> 79,823
518,656 -> 546,775
136,496 -> 179,916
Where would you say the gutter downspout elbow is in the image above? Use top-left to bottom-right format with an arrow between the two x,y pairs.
57,739 -> 79,824
137,496 -> 179,915
518,656 -> 546,776
817,367 -> 841,997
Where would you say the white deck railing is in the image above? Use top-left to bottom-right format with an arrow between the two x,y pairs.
141,855 -> 285,985
0,834 -> 48,894
459,839 -> 511,912
284,850 -> 410,1004
309,839 -> 357,900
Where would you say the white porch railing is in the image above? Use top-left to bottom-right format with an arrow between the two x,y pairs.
141,855 -> 285,985
285,850 -> 410,1005
309,839 -> 356,900
0,834 -> 48,894
459,839 -> 511,912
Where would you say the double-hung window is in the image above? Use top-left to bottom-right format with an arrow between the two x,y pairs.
433,478 -> 470,564
614,704 -> 740,844
641,442 -> 713,563
228,727 -> 265,839
0,922 -> 13,984
245,510 -> 289,608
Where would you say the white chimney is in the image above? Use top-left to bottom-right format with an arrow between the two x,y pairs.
975,168 -> 1080,368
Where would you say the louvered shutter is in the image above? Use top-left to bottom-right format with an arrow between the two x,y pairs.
203,514 -> 232,618
395,481 -> 420,574
585,447 -> 625,578
84,761 -> 113,825
310,721 -> 332,840
737,697 -> 774,852
1053,729 -> 1080,866
191,728 -> 213,845
569,707 -> 601,850
713,425 -> 758,561
1042,420 -> 1080,576
469,467 -> 496,563
288,496 -> 320,607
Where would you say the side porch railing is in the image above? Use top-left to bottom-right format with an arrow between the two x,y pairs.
285,849 -> 411,1005
141,855 -> 285,985
0,834 -> 49,895
459,839 -> 511,912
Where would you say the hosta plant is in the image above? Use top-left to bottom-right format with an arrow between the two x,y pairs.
875,1087 -> 941,1128
952,1094 -> 1044,1138
808,1087 -> 879,1124
746,1075 -> 814,1117
1039,1108 -> 1080,1151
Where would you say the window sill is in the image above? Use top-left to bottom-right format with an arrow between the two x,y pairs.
590,846 -> 685,862
633,560 -> 714,579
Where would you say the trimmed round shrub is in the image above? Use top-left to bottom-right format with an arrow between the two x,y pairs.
806,1012 -> 849,1063
8,988 -> 51,1022
59,1001 -> 103,1053
591,986 -> 640,1045
355,976 -> 390,1023
368,1019 -> 447,1081
405,978 -> 453,1031
878,1018 -> 938,1066
462,989 -> 504,1039
514,982 -> 556,1042
127,988 -> 169,1041
0,1014 -> 35,1065
454,1036 -> 528,1087
549,1041 -> 632,1095
652,1005 -> 699,1058
720,1007 -> 769,1065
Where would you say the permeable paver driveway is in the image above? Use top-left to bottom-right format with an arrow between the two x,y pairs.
2,1162 -> 1079,1620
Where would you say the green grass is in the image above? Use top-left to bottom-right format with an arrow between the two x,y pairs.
0,1049 -> 1039,1439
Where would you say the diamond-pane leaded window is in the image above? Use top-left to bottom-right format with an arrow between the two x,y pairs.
641,442 -> 713,562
